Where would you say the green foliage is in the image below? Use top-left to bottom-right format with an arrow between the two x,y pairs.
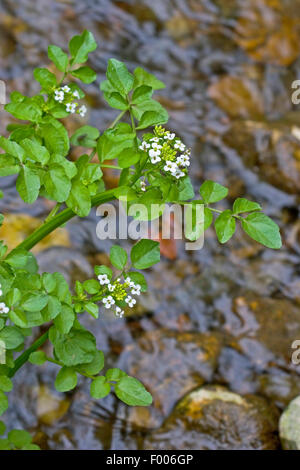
0,31 -> 282,446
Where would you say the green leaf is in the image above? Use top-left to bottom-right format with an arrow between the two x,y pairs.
94,265 -> 112,278
106,368 -> 127,381
54,304 -> 75,335
29,351 -> 47,365
5,99 -> 42,122
0,326 -> 24,350
0,376 -> 12,392
69,30 -> 97,65
20,138 -> 50,165
131,85 -> 153,104
0,137 -> 25,162
16,167 -> 40,203
70,125 -> 100,148
199,180 -> 228,204
102,91 -> 128,111
40,119 -> 69,157
33,68 -> 57,91
214,210 -> 236,244
0,155 -> 20,177
44,164 -> 71,202
77,350 -> 104,376
106,59 -> 134,97
85,302 -> 99,319
233,198 -> 262,214
42,273 -> 57,293
110,245 -> 128,270
71,66 -> 96,84
5,249 -> 30,268
118,148 -> 140,168
178,176 -> 195,201
6,288 -> 21,308
52,329 -> 96,366
131,239 -> 160,269
136,109 -> 168,130
55,367 -> 77,392
115,376 -> 152,406
90,376 -> 111,399
22,293 -> 48,312
0,391 -> 8,416
83,279 -> 99,295
241,212 -> 282,249
48,45 -> 69,72
0,421 -> 6,435
127,272 -> 147,292
66,180 -> 91,217
8,430 -> 32,449
133,67 -> 165,90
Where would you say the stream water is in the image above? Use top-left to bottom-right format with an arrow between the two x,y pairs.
0,0 -> 300,449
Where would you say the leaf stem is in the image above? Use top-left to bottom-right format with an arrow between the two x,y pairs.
8,331 -> 49,378
109,110 -> 126,129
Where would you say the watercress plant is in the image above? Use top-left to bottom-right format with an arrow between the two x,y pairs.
0,30 -> 282,449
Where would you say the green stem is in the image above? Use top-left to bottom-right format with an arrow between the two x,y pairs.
8,331 -> 49,378
100,164 -> 122,170
109,110 -> 126,129
44,203 -> 62,223
16,188 -> 117,252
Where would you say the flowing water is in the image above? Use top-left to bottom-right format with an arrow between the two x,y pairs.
1,0 -> 300,449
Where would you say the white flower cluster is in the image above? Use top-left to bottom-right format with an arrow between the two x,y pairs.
138,129 -> 191,181
0,284 -> 9,314
98,273 -> 141,318
54,86 -> 87,117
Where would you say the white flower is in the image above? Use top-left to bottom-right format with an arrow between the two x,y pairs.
54,90 -> 64,103
164,132 -> 175,140
0,302 -> 9,314
131,284 -> 141,296
102,296 -> 115,309
115,306 -> 124,318
78,105 -> 87,117
125,296 -> 136,308
173,169 -> 185,179
66,102 -> 77,113
150,137 -> 159,143
164,161 -> 177,173
176,154 -> 190,167
62,85 -> 71,92
73,90 -> 80,99
140,181 -> 146,192
151,142 -> 162,150
139,141 -> 150,151
149,148 -> 161,158
0,290 -> 2,296
125,277 -> 135,288
150,154 -> 161,164
98,274 -> 110,285
174,140 -> 186,151
108,283 -> 115,292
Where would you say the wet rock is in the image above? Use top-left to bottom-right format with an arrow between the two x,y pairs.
208,76 -> 264,120
222,120 -> 300,194
235,0 -> 300,66
0,213 -> 70,253
118,329 -> 223,427
144,385 -> 280,450
279,395 -> 300,449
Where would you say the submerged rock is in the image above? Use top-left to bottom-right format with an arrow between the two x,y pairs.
144,385 -> 280,450
279,395 -> 300,449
